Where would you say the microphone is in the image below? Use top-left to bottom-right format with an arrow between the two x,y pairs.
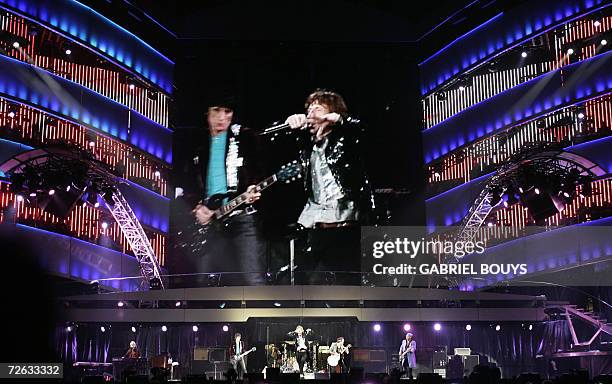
261,121 -> 309,136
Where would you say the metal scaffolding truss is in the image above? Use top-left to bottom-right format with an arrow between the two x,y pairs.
106,187 -> 164,290
454,143 -> 607,253
0,145 -> 164,290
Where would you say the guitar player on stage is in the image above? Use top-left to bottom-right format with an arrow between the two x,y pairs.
399,332 -> 417,380
185,91 -> 267,286
329,337 -> 351,373
230,333 -> 248,379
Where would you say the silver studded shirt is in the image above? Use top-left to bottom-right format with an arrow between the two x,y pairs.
298,138 -> 360,228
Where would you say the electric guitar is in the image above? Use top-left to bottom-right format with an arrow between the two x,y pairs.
177,160 -> 303,253
230,347 -> 256,364
399,345 -> 415,363
327,344 -> 351,367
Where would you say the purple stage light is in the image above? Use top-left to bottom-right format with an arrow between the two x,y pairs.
192,325 -> 198,332
175,301 -> 181,307
465,324 -> 472,331
495,325 -> 501,331
131,326 -> 136,333
222,325 -> 229,332
373,323 -> 381,332
403,323 -> 411,332
100,326 -> 106,333
161,325 -> 167,332
117,301 -> 124,307
434,323 -> 441,331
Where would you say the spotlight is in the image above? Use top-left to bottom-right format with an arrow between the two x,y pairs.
48,189 -> 55,195
434,323 -> 442,331
518,186 -> 525,194
601,39 -> 608,46
207,273 -> 219,287
94,202 -> 100,208
66,185 -> 71,192
16,195 -> 24,202
154,170 -> 161,178
66,326 -> 73,332
7,111 -> 15,118
12,41 -> 20,49
65,48 -> 72,55
495,324 -> 501,331
373,323 -> 381,332
131,326 -> 137,333
273,302 -> 282,307
219,302 -> 226,309
29,192 -> 37,197
594,20 -> 601,27
117,301 -> 124,307
534,188 -> 540,195
192,325 -> 198,332
435,92 -> 447,101
465,324 -> 472,331
458,86 -> 465,92
222,325 -> 229,332
100,326 -> 106,333
175,301 -> 182,307
577,112 -> 585,119
129,83 -> 135,90
101,221 -> 108,229
89,141 -> 95,147
521,51 -> 527,58
161,325 -> 167,332
403,323 -> 411,332
528,324 -> 533,331
567,48 -> 574,55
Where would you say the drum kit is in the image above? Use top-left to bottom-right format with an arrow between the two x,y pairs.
265,340 -> 331,373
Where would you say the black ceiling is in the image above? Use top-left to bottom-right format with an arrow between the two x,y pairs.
81,0 -> 528,62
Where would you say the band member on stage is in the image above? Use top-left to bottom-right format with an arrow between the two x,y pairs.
329,337 -> 351,373
284,90 -> 375,284
288,325 -> 312,372
123,341 -> 141,359
185,91 -> 267,286
230,332 -> 248,379
399,332 -> 416,379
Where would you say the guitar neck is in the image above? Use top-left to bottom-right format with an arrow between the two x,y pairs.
216,175 -> 277,218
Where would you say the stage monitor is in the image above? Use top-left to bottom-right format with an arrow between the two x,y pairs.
454,348 -> 471,356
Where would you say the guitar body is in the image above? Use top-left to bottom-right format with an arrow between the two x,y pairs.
175,161 -> 303,254
327,354 -> 340,367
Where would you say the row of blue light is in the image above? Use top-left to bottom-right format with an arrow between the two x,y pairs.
0,54 -> 172,164
423,51 -> 612,164
0,0 -> 174,94
419,0 -> 609,96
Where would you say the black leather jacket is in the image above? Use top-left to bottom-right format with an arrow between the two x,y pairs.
298,118 -> 375,223
184,124 -> 264,205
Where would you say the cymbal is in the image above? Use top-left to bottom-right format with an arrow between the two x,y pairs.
284,341 -> 295,344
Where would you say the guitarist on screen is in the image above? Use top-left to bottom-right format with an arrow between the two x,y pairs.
186,90 -> 267,286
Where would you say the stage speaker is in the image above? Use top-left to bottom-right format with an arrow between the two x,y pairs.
315,372 -> 330,380
433,351 -> 447,369
245,372 -> 265,384
280,372 -> 299,383
462,355 -> 479,375
417,372 -> 442,384
191,360 -> 213,374
194,347 -> 209,360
